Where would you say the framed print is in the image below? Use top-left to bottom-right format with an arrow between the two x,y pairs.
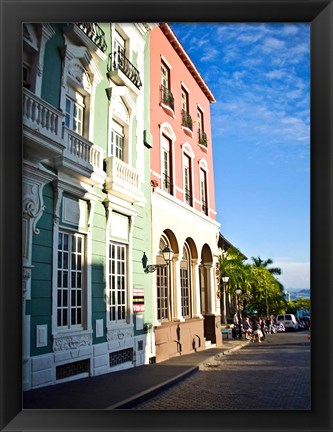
0,0 -> 332,431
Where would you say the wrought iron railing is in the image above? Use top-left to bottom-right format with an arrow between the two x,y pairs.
181,110 -> 193,131
198,129 -> 208,146
160,85 -> 174,111
162,173 -> 173,195
184,188 -> 193,206
108,51 -> 142,89
201,199 -> 208,215
77,23 -> 108,53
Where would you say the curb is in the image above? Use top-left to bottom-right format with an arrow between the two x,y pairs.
108,341 -> 249,409
222,340 -> 250,355
107,365 -> 199,409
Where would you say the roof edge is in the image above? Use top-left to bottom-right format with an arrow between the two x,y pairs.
159,23 -> 216,103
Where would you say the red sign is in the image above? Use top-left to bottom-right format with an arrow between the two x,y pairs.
133,304 -> 145,312
133,288 -> 144,312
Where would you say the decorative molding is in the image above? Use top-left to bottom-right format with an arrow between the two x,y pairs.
52,333 -> 92,352
106,327 -> 133,342
22,265 -> 34,297
113,96 -> 130,124
52,180 -> 63,225
22,181 -> 46,235
68,60 -> 92,92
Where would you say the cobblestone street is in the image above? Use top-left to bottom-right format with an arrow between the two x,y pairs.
132,331 -> 311,410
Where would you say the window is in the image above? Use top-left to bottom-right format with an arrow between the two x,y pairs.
157,237 -> 170,321
161,62 -> 169,89
157,265 -> 169,321
23,24 -> 39,92
113,30 -> 125,69
197,108 -> 207,146
181,87 -> 192,130
65,89 -> 85,136
23,50 -> 32,88
57,232 -> 85,329
160,62 -> 174,110
180,244 -> 191,318
181,88 -> 188,113
161,135 -> 172,194
108,242 -> 127,323
111,120 -> 124,160
200,169 -> 208,215
183,155 -> 192,206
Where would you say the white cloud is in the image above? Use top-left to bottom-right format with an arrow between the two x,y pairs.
262,37 -> 285,53
265,69 -> 286,80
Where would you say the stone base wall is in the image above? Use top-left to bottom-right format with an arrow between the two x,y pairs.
154,318 -> 205,363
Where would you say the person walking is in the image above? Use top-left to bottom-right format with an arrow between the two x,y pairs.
252,317 -> 262,343
259,317 -> 266,340
242,317 -> 253,341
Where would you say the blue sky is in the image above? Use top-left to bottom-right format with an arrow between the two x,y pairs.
170,23 -> 310,290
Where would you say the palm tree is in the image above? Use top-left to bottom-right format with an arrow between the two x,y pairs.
219,247 -> 252,320
251,256 -> 282,276
250,256 -> 285,315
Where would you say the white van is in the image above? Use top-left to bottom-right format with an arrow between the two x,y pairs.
276,314 -> 299,331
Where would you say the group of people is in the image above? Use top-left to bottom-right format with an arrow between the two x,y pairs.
232,314 -> 280,343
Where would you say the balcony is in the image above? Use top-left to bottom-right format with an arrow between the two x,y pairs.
201,199 -> 209,215
181,110 -> 193,137
162,173 -> 173,195
184,188 -> 193,206
23,88 -> 66,163
104,156 -> 145,204
23,89 -> 105,186
107,51 -> 142,91
55,127 -> 106,186
77,23 -> 108,53
160,85 -> 174,115
198,130 -> 208,149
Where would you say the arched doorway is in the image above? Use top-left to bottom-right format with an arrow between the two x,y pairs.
199,243 -> 213,315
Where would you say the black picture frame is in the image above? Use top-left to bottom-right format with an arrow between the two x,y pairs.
1,0 -> 332,431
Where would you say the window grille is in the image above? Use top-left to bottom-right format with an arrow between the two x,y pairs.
109,348 -> 133,367
56,359 -> 90,380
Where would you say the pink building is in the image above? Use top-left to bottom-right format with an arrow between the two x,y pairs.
149,23 -> 222,362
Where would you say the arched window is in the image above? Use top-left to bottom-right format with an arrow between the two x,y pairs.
156,236 -> 170,322
180,242 -> 191,318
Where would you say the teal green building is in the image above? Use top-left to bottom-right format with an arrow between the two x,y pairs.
23,22 -> 155,390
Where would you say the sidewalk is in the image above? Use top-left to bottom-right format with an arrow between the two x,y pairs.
23,338 -> 249,410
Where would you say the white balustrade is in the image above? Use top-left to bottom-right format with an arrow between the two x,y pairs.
109,156 -> 139,189
64,128 -> 104,172
23,89 -> 63,140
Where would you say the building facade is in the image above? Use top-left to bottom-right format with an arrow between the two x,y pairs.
149,24 -> 221,363
22,22 -> 155,390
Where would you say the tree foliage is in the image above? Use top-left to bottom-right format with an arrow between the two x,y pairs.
286,297 -> 311,315
220,252 -> 287,317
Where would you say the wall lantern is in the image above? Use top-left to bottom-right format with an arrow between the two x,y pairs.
143,246 -> 174,273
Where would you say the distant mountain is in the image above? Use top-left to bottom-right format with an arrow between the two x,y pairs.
287,289 -> 310,299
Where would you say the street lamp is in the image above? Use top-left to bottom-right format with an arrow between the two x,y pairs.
235,287 -> 242,340
143,246 -> 174,273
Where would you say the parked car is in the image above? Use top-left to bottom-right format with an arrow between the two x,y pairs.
276,314 -> 299,331
299,316 -> 311,330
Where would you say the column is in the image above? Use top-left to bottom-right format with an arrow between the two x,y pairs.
22,162 -> 54,390
192,259 -> 203,319
172,254 -> 183,322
